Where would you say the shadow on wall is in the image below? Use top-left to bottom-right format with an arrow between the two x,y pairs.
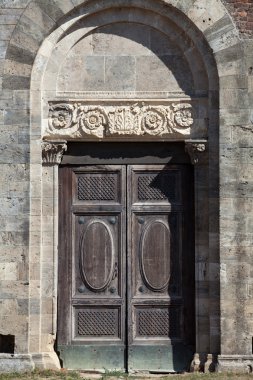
57,21 -> 195,95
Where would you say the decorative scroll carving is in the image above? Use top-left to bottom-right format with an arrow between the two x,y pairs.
45,102 -> 195,139
185,140 -> 207,164
41,140 -> 67,165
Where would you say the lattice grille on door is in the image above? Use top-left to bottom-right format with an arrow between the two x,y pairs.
78,175 -> 116,201
77,309 -> 118,336
137,173 -> 178,201
137,308 -> 180,337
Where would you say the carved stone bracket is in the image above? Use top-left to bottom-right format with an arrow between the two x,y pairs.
185,140 -> 207,165
42,140 -> 67,165
43,101 -> 198,140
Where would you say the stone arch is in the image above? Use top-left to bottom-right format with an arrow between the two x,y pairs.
2,0 -> 243,371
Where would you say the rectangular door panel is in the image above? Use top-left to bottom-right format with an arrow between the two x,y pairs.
73,213 -> 122,299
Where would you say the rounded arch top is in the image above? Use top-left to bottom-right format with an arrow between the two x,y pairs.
3,0 -> 240,93
3,0 -> 240,144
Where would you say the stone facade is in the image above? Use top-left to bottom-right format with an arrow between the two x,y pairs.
0,0 -> 253,374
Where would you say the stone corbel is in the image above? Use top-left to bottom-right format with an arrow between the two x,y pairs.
185,139 -> 207,165
41,140 -> 67,165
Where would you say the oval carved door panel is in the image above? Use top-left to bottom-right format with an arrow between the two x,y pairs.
80,220 -> 114,291
140,220 -> 171,291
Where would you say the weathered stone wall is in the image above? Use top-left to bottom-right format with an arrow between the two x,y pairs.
0,0 -> 253,373
0,0 -> 31,360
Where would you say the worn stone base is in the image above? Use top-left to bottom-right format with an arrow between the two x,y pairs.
32,352 -> 61,369
0,354 -> 34,373
218,355 -> 253,373
32,352 -> 61,370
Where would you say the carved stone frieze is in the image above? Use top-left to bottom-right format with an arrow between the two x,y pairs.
44,102 -> 196,140
42,141 -> 67,165
185,140 -> 207,165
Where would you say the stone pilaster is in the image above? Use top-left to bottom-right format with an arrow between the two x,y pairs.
34,140 -> 68,370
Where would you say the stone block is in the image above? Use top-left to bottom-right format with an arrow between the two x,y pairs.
41,298 -> 53,315
29,298 -> 40,315
0,143 -> 29,163
3,74 -> 30,90
0,40 -> 8,59
136,54 -> 193,93
0,24 -> 15,40
29,280 -> 40,298
0,9 -> 22,24
105,56 -> 135,92
220,231 -> 253,248
24,2 -> 56,31
6,44 -> 34,65
0,228 -> 27,246
205,14 -> 237,44
4,60 -> 32,78
58,55 -> 105,92
29,263 -> 40,282
0,126 -> 18,144
4,108 -> 29,125
187,0 -> 226,32
11,24 -> 41,56
220,74 -> 247,89
0,0 -> 30,7
92,23 -> 151,56
0,354 -> 34,373
34,0 -> 69,22
220,88 -> 249,109
5,215 -> 29,232
0,281 -> 28,300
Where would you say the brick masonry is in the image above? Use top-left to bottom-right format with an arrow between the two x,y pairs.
223,0 -> 253,37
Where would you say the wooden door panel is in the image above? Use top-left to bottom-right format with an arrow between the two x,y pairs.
73,213 -> 122,298
73,166 -> 123,205
127,165 -> 194,372
131,212 -> 182,299
130,166 -> 182,205
58,165 -> 126,370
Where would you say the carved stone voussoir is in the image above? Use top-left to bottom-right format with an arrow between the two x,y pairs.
185,140 -> 207,165
42,141 -> 67,165
44,102 -> 197,140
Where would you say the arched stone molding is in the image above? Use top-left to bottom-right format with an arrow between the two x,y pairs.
2,0 -> 251,373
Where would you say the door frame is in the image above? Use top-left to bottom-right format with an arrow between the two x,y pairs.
55,142 -> 202,371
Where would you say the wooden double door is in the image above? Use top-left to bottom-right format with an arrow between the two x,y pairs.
58,163 -> 195,372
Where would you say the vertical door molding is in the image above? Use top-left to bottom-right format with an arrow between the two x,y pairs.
38,141 -> 67,368
185,140 -> 211,371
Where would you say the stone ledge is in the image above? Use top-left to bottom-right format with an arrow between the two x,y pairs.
0,354 -> 34,373
218,355 -> 253,373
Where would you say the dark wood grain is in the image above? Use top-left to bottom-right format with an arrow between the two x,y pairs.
58,161 -> 195,371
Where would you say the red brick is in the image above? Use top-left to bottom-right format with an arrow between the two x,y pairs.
246,21 -> 253,28
224,0 -> 253,35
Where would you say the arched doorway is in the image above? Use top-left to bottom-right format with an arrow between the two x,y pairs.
34,0 -> 219,372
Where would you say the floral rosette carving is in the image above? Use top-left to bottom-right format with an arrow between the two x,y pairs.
172,103 -> 194,130
142,107 -> 167,135
48,103 -> 80,136
45,101 -> 197,140
79,107 -> 107,138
